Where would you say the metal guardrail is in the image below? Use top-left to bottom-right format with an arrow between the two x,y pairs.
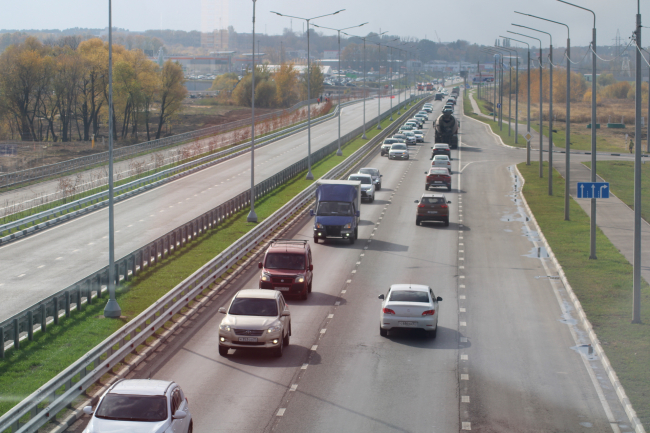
0,99 -> 324,190
0,100 -> 364,243
0,95 -> 427,433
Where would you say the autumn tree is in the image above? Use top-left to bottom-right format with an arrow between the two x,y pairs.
77,38 -> 108,141
210,72 -> 239,91
155,60 -> 186,139
274,63 -> 299,107
52,48 -> 83,141
299,62 -> 324,100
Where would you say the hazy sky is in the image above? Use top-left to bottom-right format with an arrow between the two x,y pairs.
1,0 -> 647,49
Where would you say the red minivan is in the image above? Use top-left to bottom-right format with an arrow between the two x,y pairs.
425,168 -> 452,191
259,239 -> 313,300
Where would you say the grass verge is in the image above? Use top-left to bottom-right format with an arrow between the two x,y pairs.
584,160 -> 650,223
0,110 -> 404,418
463,90 -> 527,148
519,161 -> 650,428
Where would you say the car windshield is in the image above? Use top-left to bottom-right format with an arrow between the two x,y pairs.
359,168 -> 379,176
229,298 -> 278,316
95,394 -> 168,422
421,196 -> 445,204
265,253 -> 305,270
430,170 -> 448,175
391,144 -> 406,150
434,155 -> 449,160
394,135 -> 406,139
383,139 -> 396,145
317,201 -> 353,216
349,175 -> 371,185
389,290 -> 430,303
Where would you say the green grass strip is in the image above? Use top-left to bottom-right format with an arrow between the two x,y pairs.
585,160 -> 650,224
0,110 -> 402,418
463,91 -> 527,148
519,161 -> 650,429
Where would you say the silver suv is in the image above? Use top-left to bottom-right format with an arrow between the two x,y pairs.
218,289 -> 291,357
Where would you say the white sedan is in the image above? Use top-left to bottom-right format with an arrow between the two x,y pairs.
431,154 -> 452,174
378,284 -> 443,338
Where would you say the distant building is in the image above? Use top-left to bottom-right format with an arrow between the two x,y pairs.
201,29 -> 229,52
323,50 -> 339,60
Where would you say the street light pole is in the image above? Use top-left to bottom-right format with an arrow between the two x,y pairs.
558,0 -> 597,257
633,0 -> 642,323
247,0 -> 258,223
493,46 -> 514,139
506,35 -> 532,165
509,31 -> 543,177
313,22 -> 368,157
104,0 -> 121,318
514,23 -> 554,194
272,9 -> 345,179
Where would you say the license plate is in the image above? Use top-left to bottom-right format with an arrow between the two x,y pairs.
434,181 -> 442,183
398,321 -> 417,327
276,287 -> 290,292
238,337 -> 258,342
428,211 -> 438,214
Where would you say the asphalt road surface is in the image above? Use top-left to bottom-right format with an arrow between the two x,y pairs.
69,90 -> 634,432
0,91 -> 422,322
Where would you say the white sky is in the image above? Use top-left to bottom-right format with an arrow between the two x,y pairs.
1,0 -> 647,48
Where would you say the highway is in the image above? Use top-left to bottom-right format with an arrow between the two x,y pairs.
0,91 -> 416,322
68,90 -> 633,432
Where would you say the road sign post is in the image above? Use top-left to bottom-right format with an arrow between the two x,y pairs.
577,182 -> 609,199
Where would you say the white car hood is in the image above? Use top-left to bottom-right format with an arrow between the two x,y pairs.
86,417 -> 169,433
223,315 -> 278,328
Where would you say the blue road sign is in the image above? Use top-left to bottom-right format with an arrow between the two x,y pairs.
577,182 -> 610,199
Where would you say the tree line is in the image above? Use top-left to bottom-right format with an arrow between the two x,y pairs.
0,36 -> 187,143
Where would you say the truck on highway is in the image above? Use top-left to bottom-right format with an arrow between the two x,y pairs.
310,180 -> 361,244
426,83 -> 434,91
451,86 -> 460,97
434,112 -> 460,149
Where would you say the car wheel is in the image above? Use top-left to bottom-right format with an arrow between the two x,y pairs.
416,217 -> 421,226
429,323 -> 438,339
188,420 -> 193,433
300,286 -> 308,300
274,336 -> 284,357
349,233 -> 355,244
380,326 -> 388,337
283,327 -> 290,346
313,237 -> 318,244
444,217 -> 450,227
218,345 -> 229,357
447,185 -> 452,192
308,281 -> 312,293
377,183 -> 381,190
370,194 -> 375,203
425,184 -> 429,191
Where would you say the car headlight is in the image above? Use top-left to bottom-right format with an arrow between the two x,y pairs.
344,223 -> 352,229
219,324 -> 231,332
261,272 -> 271,282
296,275 -> 305,283
267,325 -> 282,333
315,223 -> 324,229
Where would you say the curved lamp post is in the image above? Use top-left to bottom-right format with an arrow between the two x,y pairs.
312,22 -> 368,156
503,35 -> 531,165
271,9 -> 345,179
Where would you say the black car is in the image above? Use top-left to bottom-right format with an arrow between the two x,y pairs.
431,144 -> 451,159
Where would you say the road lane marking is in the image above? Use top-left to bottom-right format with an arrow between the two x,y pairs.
56,256 -> 63,260
328,314 -> 334,319
460,308 -> 466,313
459,243 -> 464,246
460,285 -> 466,288
459,266 -> 465,269
351,270 -> 356,273
320,329 -> 327,334
459,258 -> 464,260
290,384 -> 298,391
460,295 -> 466,299
37,265 -> 45,269
341,290 -> 346,294
335,301 -> 340,306
461,354 -> 468,360
301,363 -> 309,369
311,345 -> 318,351
462,422 -> 472,430
17,274 -> 25,278
346,279 -> 352,283
460,276 -> 465,279
460,337 -> 468,343
72,249 -> 79,253
462,396 -> 470,403
277,408 -> 286,416
460,321 -> 467,327
461,374 -> 469,380
459,250 -> 464,253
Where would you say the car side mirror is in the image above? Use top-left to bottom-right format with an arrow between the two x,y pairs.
310,209 -> 315,217
258,262 -> 263,269
380,174 -> 383,177
414,200 -> 419,203
437,296 -> 443,302
378,294 -> 385,300
309,264 -> 314,271
431,147 -> 434,149
281,310 -> 291,316
173,410 -> 187,420
218,307 -> 227,314
447,201 -> 452,204
355,210 -> 360,217
83,406 -> 94,415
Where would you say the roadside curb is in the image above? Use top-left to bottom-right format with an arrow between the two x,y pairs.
513,164 -> 646,433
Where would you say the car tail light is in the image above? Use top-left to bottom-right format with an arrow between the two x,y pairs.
447,161 -> 451,165
422,310 -> 435,316
440,204 -> 448,209
418,204 -> 425,208
382,308 -> 396,315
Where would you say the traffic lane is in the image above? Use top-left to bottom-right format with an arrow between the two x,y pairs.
458,116 -> 626,431
272,145 -> 460,432
0,93 -> 420,320
148,146 -> 417,432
